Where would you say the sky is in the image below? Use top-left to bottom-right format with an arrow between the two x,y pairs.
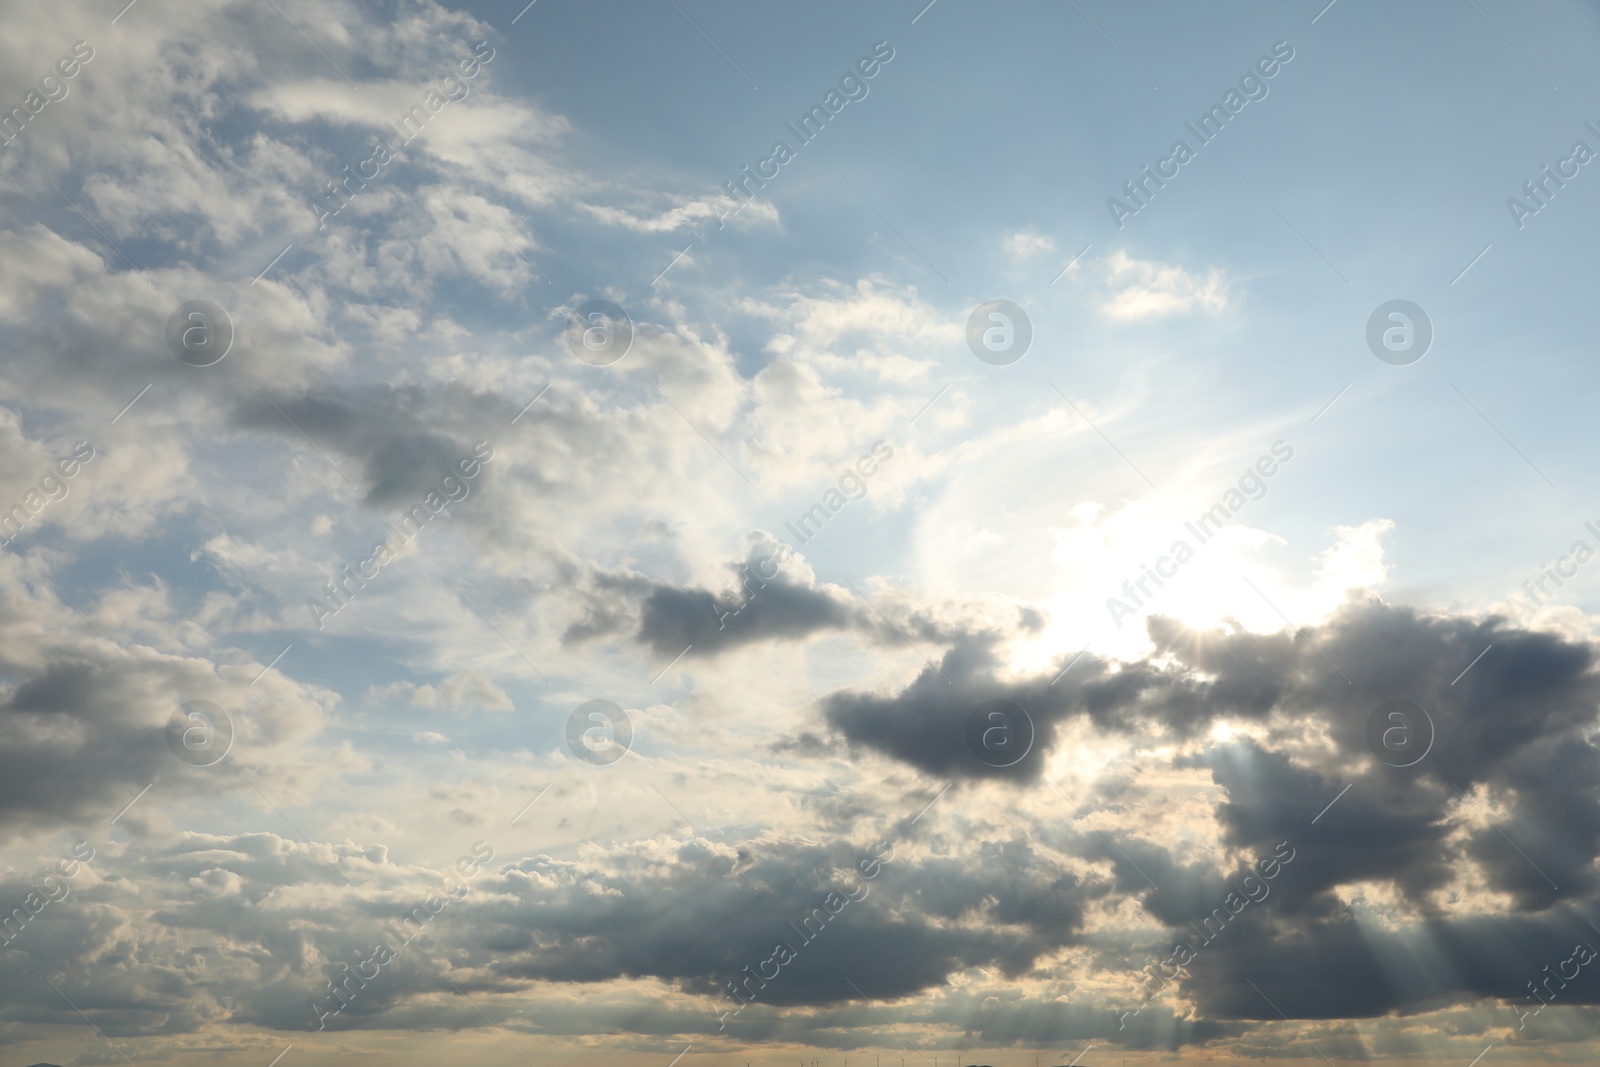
3,1 -> 1600,1066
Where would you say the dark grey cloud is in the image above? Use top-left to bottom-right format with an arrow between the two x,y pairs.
564,540 -> 882,657
233,384 -> 489,510
823,599 -> 1600,807
634,572 -> 861,659
0,571 -> 326,843
0,657 -> 164,835
467,832 -> 1108,1014
573,539 -> 1056,662
816,597 -> 1600,1026
0,824 -> 1111,1040
1167,906 -> 1600,1025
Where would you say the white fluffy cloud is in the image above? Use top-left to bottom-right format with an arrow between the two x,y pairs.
1099,250 -> 1231,320
1004,228 -> 1057,259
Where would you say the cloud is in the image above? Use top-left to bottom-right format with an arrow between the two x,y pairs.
0,1 -> 1588,1061
822,597 -> 1600,924
633,559 -> 865,661
4,593 -> 1600,1052
747,276 -> 957,385
0,557 -> 337,843
369,670 -> 513,712
1099,251 -> 1231,320
576,191 -> 778,235
1004,229 -> 1058,259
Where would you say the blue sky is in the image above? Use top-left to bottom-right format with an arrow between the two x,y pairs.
4,2 -> 1600,1066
